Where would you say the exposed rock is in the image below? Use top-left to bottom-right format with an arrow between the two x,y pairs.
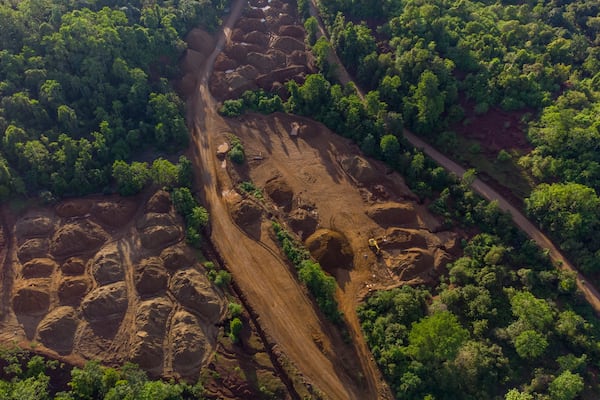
58,277 -> 91,306
50,221 -> 108,258
17,238 -> 49,263
136,257 -> 168,295
170,269 -> 223,322
305,229 -> 354,272
91,243 -> 124,285
13,282 -> 50,315
160,243 -> 196,270
36,306 -> 79,353
21,258 -> 57,279
81,282 -> 128,322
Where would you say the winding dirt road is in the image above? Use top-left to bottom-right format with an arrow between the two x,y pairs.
186,1 -> 380,398
404,131 -> 600,313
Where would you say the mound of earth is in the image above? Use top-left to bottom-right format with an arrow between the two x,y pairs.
244,7 -> 265,19
238,65 -> 260,80
160,243 -> 196,270
135,257 -> 168,295
247,52 -> 274,72
288,50 -> 307,66
341,156 -> 379,185
391,248 -> 439,282
137,212 -> 177,229
61,257 -> 86,275
272,36 -> 304,52
58,277 -> 91,305
170,311 -> 208,375
170,269 -> 224,322
230,198 -> 263,234
140,225 -> 182,249
383,228 -> 430,249
81,282 -> 128,322
366,202 -> 417,227
17,238 -> 50,263
13,282 -> 50,315
50,221 -> 108,258
288,208 -> 319,240
91,244 -> 124,285
186,28 -> 215,55
55,200 -> 93,218
267,49 -> 287,67
130,298 -> 173,370
36,306 -> 79,353
305,229 -> 354,272
21,258 -> 57,279
146,190 -> 172,213
256,66 -> 306,88
92,200 -> 137,228
224,44 -> 249,64
244,31 -> 269,47
15,214 -> 55,239
279,25 -> 304,39
264,176 -> 294,210
214,54 -> 238,71
236,18 -> 267,33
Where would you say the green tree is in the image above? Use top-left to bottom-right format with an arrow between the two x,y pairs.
407,311 -> 469,363
229,317 -> 243,343
549,371 -> 584,400
514,330 -> 548,359
380,134 -> 400,165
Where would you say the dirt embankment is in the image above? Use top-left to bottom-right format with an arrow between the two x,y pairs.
1,191 -> 227,380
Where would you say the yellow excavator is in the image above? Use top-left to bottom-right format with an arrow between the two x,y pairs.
368,238 -> 381,256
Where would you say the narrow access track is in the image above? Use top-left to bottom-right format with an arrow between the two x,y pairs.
404,131 -> 600,314
186,1 -> 378,398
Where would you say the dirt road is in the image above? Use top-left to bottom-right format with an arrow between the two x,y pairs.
186,1 -> 379,398
403,131 -> 600,313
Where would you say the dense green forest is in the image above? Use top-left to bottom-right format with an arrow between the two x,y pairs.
0,0 -> 224,201
0,347 -> 205,399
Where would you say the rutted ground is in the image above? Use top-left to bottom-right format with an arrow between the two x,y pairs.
183,0 -> 459,398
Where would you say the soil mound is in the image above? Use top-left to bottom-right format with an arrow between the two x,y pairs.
238,64 -> 260,80
288,208 -> 319,240
170,311 -> 208,375
91,244 -> 124,285
58,277 -> 91,305
236,18 -> 267,33
61,257 -> 86,275
13,282 -> 50,315
130,298 -> 172,369
17,238 -> 50,263
160,243 -> 196,270
81,282 -> 128,322
214,54 -> 238,71
256,66 -> 306,88
244,31 -> 270,47
288,50 -> 307,66
170,269 -> 224,322
140,225 -> 182,249
135,257 -> 168,295
15,215 -> 55,239
383,228 -> 429,249
267,49 -> 287,67
21,258 -> 57,279
231,199 -> 263,233
264,176 -> 293,210
137,212 -> 176,229
244,7 -> 265,19
55,200 -> 93,217
279,25 -> 304,39
186,28 -> 215,55
50,221 -> 108,258
93,200 -> 137,228
305,229 -> 354,272
272,36 -> 304,52
36,306 -> 79,353
224,44 -> 249,64
394,248 -> 434,281
146,190 -> 172,213
247,52 -> 275,72
341,156 -> 379,185
366,202 -> 417,227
